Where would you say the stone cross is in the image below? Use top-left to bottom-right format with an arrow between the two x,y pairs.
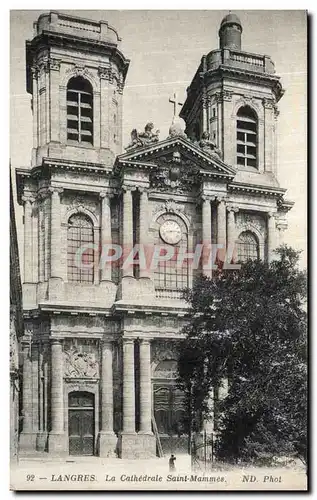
169,92 -> 183,118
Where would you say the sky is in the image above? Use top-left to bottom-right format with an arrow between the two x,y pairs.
10,9 -> 307,268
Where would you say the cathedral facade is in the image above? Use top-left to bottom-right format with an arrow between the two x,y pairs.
16,11 -> 292,459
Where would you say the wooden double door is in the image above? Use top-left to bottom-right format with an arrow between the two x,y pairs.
68,392 -> 95,456
153,383 -> 188,455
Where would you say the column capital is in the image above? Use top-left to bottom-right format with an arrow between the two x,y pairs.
117,74 -> 125,94
122,185 -> 136,193
98,64 -> 112,81
262,97 -> 275,110
31,65 -> 39,79
101,338 -> 114,347
50,338 -> 63,346
48,58 -> 61,72
100,190 -> 114,200
138,186 -> 149,194
22,194 -> 35,205
276,222 -> 288,231
226,204 -> 239,213
216,196 -> 227,203
268,211 -> 278,219
36,189 -> 50,201
215,90 -> 233,103
48,186 -> 64,196
201,194 -> 216,203
122,338 -> 135,345
21,336 -> 32,347
202,93 -> 209,109
139,339 -> 151,346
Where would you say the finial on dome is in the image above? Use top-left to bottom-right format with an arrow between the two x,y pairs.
219,12 -> 243,51
167,92 -> 187,139
168,120 -> 187,139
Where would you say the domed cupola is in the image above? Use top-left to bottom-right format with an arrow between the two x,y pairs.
219,12 -> 243,50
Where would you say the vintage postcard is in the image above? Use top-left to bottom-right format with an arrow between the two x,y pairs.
10,9 -> 307,491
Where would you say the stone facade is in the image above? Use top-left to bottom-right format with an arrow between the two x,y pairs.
10,172 -> 24,461
15,12 -> 293,459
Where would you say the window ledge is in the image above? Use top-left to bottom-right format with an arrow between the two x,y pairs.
66,141 -> 94,149
235,164 -> 259,173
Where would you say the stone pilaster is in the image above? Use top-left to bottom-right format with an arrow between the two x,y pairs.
267,212 -> 277,262
218,90 -> 234,164
49,187 -> 63,299
31,66 -> 38,165
36,342 -> 48,451
202,91 -> 208,133
49,187 -> 63,278
48,58 -> 61,143
22,195 -> 34,284
139,189 -> 149,279
19,337 -> 37,450
39,69 -> 46,147
99,65 -> 111,149
122,339 -> 135,433
227,205 -> 239,262
217,198 -> 227,261
100,192 -> 112,282
139,340 -> 152,434
99,340 -> 117,457
48,339 -> 66,455
120,339 -> 139,458
122,187 -> 134,279
202,196 -> 212,277
263,98 -> 275,173
31,343 -> 39,436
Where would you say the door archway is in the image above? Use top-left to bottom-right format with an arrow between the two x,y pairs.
152,360 -> 187,455
68,391 -> 95,456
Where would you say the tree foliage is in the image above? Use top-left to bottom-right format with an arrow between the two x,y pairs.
178,245 -> 307,464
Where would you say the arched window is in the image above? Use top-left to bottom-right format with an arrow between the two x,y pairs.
236,231 -> 259,262
236,106 -> 258,168
154,215 -> 189,295
67,77 -> 93,145
67,214 -> 94,283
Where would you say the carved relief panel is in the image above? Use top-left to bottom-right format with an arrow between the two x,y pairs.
64,339 -> 100,379
149,152 -> 200,193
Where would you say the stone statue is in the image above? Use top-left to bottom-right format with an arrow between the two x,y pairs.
197,131 -> 222,158
125,122 -> 160,150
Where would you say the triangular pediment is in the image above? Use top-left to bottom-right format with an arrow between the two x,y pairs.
115,136 -> 236,179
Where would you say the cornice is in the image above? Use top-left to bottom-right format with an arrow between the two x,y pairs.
38,303 -> 116,317
117,136 -> 236,179
228,181 -> 286,198
181,63 -> 284,118
15,159 -> 114,204
26,30 -> 130,94
115,160 -> 157,172
277,199 -> 295,213
112,302 -> 190,317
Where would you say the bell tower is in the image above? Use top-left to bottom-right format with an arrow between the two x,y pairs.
26,11 -> 130,167
180,13 -> 284,182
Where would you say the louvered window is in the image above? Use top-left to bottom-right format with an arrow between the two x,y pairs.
236,106 -> 258,168
67,77 -> 93,145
